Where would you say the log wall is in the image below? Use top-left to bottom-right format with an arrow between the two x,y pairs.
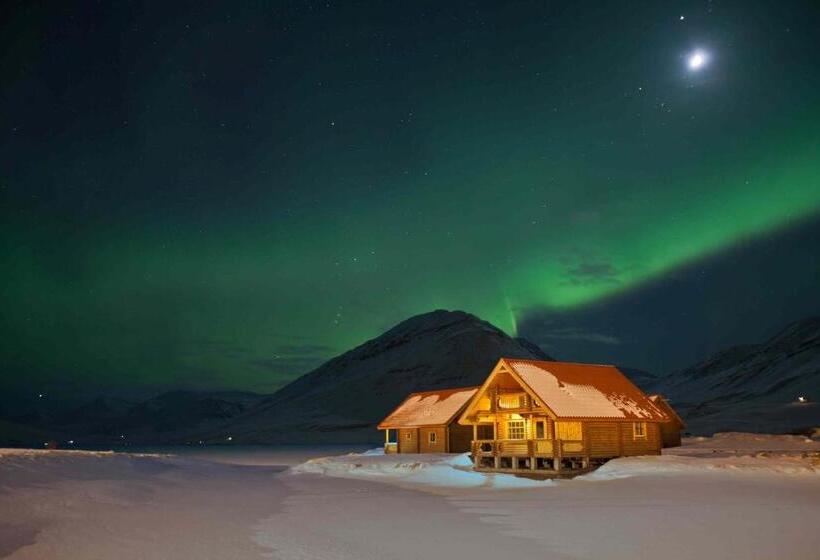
418,427 -> 446,453
398,428 -> 419,453
585,422 -> 620,457
618,422 -> 662,456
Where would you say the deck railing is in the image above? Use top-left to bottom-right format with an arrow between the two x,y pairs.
471,438 -> 585,458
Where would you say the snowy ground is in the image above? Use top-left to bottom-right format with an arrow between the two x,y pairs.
1,434 -> 818,559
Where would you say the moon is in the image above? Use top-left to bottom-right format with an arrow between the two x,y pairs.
687,49 -> 708,71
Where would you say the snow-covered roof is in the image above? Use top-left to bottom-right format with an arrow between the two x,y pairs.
648,394 -> 687,427
505,359 -> 668,421
378,387 -> 479,428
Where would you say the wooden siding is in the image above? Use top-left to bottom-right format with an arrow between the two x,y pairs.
419,427 -> 446,453
447,423 -> 473,453
659,423 -> 682,448
556,421 -> 582,440
586,422 -> 619,457
398,428 -> 419,453
619,422 -> 662,456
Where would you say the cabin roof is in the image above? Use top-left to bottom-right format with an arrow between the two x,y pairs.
648,394 -> 687,428
501,359 -> 668,421
378,386 -> 479,429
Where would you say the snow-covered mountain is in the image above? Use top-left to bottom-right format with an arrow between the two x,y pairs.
4,311 -> 816,446
198,309 -> 552,443
656,317 -> 820,434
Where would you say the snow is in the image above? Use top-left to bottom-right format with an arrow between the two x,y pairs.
378,387 -> 478,428
1,433 -> 819,559
293,450 -> 555,490
508,360 -> 665,420
515,361 -> 627,417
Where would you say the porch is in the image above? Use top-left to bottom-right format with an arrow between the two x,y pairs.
470,438 -> 608,474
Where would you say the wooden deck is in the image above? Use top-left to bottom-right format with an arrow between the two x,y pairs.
471,438 -> 613,474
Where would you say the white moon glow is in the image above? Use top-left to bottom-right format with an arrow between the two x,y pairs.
687,50 -> 708,70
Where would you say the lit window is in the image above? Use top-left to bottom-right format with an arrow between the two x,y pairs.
535,420 -> 545,439
507,420 -> 525,440
429,432 -> 437,444
633,422 -> 647,439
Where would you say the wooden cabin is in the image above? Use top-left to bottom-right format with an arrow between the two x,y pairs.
458,358 -> 672,473
649,394 -> 686,447
378,387 -> 478,454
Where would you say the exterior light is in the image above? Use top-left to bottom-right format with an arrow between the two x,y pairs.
797,396 -> 807,403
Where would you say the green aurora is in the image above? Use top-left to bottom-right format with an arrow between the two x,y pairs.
1,1 -> 819,394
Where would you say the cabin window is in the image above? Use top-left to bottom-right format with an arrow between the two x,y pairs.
507,420 -> 525,440
477,424 -> 494,440
633,422 -> 647,439
498,393 -> 528,409
386,429 -> 397,444
535,420 -> 545,439
428,431 -> 437,444
406,432 -> 412,440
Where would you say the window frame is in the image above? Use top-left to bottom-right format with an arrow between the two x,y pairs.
535,420 -> 546,439
507,420 -> 526,440
428,431 -> 437,444
633,421 -> 647,440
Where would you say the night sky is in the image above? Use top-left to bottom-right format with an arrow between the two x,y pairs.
2,1 -> 819,398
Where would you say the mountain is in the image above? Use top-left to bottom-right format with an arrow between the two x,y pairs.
0,391 -> 267,446
616,367 -> 658,393
199,309 -> 553,443
7,310 -> 815,446
656,317 -> 820,434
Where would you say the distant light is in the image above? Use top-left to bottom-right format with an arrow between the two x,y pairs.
797,396 -> 807,403
687,50 -> 708,71
38,393 -> 44,398
680,15 -> 685,21
226,436 -> 233,442
120,435 -> 125,439
68,440 -> 74,444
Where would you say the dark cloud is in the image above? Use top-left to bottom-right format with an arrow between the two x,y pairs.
519,216 -> 820,373
536,326 -> 621,345
564,261 -> 621,286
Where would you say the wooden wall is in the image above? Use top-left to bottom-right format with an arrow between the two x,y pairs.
447,423 -> 473,453
618,422 -> 662,456
398,428 -> 419,453
659,423 -> 682,448
586,422 -> 619,457
418,427 -> 446,453
584,422 -> 663,457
